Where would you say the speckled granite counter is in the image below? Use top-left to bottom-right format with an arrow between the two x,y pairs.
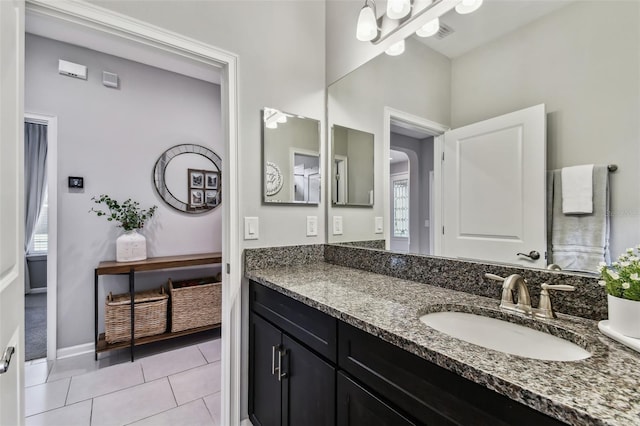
245,262 -> 640,426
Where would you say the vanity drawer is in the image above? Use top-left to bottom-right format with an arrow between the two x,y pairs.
249,280 -> 337,362
338,322 -> 566,426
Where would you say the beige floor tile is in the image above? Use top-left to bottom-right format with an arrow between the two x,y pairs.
168,361 -> 221,406
203,392 -> 221,426
25,378 -> 71,417
129,398 -> 214,426
198,339 -> 221,363
140,345 -> 206,382
66,361 -> 144,404
91,378 -> 176,426
25,400 -> 91,426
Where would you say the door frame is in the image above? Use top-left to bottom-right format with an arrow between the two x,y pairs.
390,171 -> 410,252
24,112 -> 57,361
24,1 -> 240,424
383,107 -> 448,252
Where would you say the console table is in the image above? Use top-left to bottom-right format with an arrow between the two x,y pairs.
94,252 -> 222,361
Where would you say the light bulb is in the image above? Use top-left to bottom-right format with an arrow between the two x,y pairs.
266,122 -> 278,129
356,4 -> 378,41
416,17 -> 439,37
276,114 -> 287,124
455,0 -> 483,15
385,39 -> 405,56
386,0 -> 411,20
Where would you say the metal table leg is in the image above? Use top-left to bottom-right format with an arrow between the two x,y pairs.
129,268 -> 135,362
94,269 -> 99,361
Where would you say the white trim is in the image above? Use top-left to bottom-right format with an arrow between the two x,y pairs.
384,107 -> 448,254
25,111 -> 58,362
27,287 -> 46,294
24,2 -> 240,425
56,342 -> 93,359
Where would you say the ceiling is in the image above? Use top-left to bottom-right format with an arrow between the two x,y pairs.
414,0 -> 576,58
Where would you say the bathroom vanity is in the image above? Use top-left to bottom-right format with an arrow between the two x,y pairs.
245,251 -> 640,426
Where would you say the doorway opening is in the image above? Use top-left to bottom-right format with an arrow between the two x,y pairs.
24,113 -> 57,363
385,107 -> 448,255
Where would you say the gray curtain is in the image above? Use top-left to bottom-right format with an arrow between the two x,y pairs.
24,122 -> 48,293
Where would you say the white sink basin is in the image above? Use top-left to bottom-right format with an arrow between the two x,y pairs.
420,311 -> 591,361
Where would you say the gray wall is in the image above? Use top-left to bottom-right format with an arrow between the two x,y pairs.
451,0 -> 640,259
25,34 -> 223,348
92,0 -> 327,248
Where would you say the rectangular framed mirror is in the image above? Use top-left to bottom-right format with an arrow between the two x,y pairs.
331,124 -> 374,207
262,107 -> 321,204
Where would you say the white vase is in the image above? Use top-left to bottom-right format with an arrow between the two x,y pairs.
607,294 -> 640,338
116,229 -> 147,262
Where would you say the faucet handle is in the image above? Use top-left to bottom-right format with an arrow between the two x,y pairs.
484,273 -> 505,282
541,283 -> 575,292
536,283 -> 575,319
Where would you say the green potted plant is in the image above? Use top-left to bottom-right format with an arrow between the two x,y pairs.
90,195 -> 157,262
599,246 -> 640,338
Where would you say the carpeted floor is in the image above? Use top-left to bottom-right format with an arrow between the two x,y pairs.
25,293 -> 47,361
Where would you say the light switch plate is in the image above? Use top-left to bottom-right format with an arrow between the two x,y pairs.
306,216 -> 318,237
244,217 -> 259,240
333,216 -> 343,235
375,216 -> 383,234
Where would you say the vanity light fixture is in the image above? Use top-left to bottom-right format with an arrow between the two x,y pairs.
356,0 -> 483,56
385,39 -> 405,56
387,0 -> 411,20
356,0 -> 378,41
263,107 -> 290,129
455,0 -> 483,15
416,17 -> 439,37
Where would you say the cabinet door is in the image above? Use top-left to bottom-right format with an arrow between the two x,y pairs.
337,372 -> 416,426
282,335 -> 335,426
249,313 -> 282,426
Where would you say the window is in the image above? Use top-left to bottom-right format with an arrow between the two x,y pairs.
29,190 -> 48,253
393,179 -> 409,238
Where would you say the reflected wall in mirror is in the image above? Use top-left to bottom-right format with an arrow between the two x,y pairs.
326,0 -> 640,273
153,144 -> 222,213
262,107 -> 321,204
332,125 -> 374,207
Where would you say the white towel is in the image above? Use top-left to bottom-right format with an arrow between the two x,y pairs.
562,164 -> 594,214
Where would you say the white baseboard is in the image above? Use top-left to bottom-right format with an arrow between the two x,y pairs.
56,342 -> 93,359
240,419 -> 253,426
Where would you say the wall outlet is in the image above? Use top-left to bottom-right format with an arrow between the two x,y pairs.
244,217 -> 259,240
375,216 -> 383,234
333,216 -> 343,235
306,216 -> 318,237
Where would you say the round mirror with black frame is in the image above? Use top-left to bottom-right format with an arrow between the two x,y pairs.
153,144 -> 222,213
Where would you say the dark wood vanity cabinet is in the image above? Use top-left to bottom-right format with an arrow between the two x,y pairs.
249,282 -> 336,426
249,281 -> 566,426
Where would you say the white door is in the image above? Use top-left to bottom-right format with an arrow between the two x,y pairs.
442,104 -> 546,268
0,0 -> 25,424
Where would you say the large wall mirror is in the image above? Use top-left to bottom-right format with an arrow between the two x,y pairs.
332,125 -> 374,207
326,0 -> 639,274
153,144 -> 222,213
262,107 -> 321,204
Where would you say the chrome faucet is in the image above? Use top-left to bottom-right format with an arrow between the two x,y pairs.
484,273 -> 575,319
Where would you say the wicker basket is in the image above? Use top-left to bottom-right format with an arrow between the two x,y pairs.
169,276 -> 222,332
105,287 -> 168,343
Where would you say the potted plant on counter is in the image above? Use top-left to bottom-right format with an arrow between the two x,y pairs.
90,194 -> 157,262
599,247 -> 640,338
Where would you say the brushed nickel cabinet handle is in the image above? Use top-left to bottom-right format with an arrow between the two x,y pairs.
0,346 -> 15,375
271,345 -> 278,376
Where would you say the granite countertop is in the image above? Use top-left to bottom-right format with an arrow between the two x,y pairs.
245,262 -> 640,426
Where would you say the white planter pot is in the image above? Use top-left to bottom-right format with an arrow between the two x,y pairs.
607,294 -> 640,338
116,229 -> 147,262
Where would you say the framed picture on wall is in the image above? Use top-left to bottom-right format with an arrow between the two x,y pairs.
205,172 -> 218,190
205,190 -> 218,206
190,189 -> 204,206
189,169 -> 204,189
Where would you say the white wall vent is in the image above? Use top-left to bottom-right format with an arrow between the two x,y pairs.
435,22 -> 455,40
58,60 -> 87,80
102,71 -> 119,88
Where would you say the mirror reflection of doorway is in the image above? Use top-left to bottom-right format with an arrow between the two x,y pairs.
390,150 -> 410,252
292,152 -> 320,203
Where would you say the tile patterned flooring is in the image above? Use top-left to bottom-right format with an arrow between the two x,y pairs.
24,337 -> 221,426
